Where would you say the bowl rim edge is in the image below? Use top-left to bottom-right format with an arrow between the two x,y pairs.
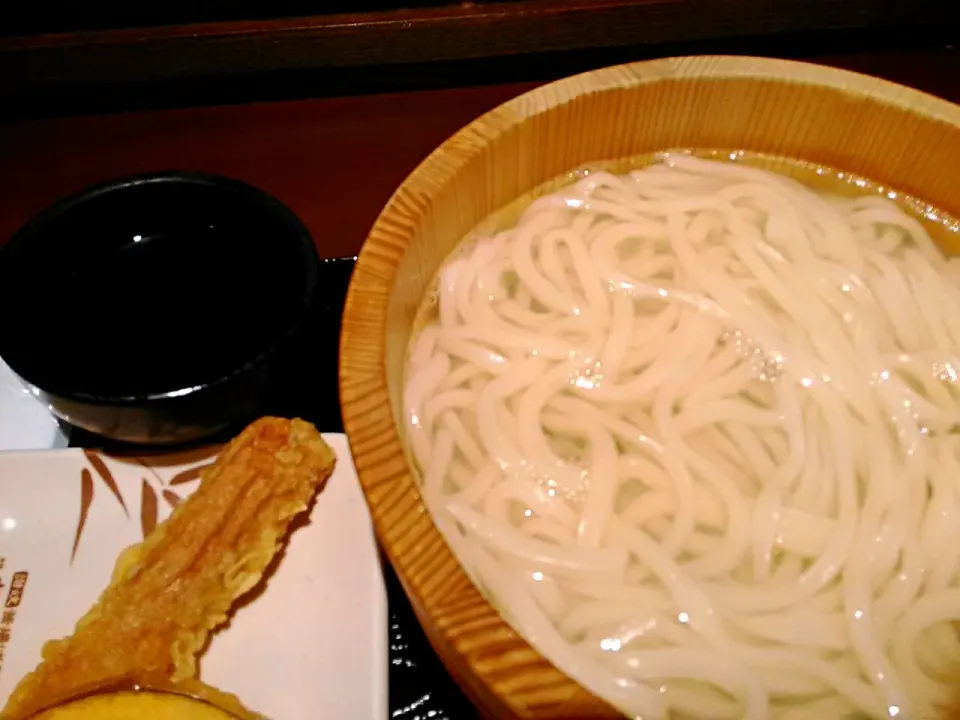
339,54 -> 960,718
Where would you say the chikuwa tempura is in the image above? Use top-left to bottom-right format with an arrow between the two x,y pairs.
1,417 -> 336,720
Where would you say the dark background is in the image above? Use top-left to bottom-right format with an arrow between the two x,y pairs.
3,0 -> 955,120
1,0 -> 510,35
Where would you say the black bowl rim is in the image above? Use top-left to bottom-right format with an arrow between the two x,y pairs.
0,170 -> 319,406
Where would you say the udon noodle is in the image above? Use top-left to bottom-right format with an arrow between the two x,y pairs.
403,153 -> 960,719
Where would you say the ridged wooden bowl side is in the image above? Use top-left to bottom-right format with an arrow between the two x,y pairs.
340,55 -> 960,719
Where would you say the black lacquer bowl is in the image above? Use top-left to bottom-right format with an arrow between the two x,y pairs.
0,172 -> 318,445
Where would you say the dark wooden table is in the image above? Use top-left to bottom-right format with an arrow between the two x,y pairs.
1,45 -> 958,264
0,10 -> 957,717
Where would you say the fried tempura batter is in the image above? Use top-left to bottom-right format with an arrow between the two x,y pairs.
2,417 -> 336,720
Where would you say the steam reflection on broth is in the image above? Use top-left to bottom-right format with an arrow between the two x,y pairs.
402,151 -> 960,719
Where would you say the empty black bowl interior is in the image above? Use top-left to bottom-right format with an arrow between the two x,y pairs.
0,174 -> 316,402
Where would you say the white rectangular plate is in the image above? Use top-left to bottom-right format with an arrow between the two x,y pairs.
0,433 -> 387,719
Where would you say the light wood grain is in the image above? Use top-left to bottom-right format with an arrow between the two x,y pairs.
339,56 -> 960,719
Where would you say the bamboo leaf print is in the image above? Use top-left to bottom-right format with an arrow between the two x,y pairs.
140,479 -> 159,539
162,489 -> 181,509
169,463 -> 212,487
135,456 -> 165,486
83,449 -> 129,517
71,469 -> 95,564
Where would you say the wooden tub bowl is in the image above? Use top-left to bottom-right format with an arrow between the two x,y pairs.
339,56 -> 960,719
